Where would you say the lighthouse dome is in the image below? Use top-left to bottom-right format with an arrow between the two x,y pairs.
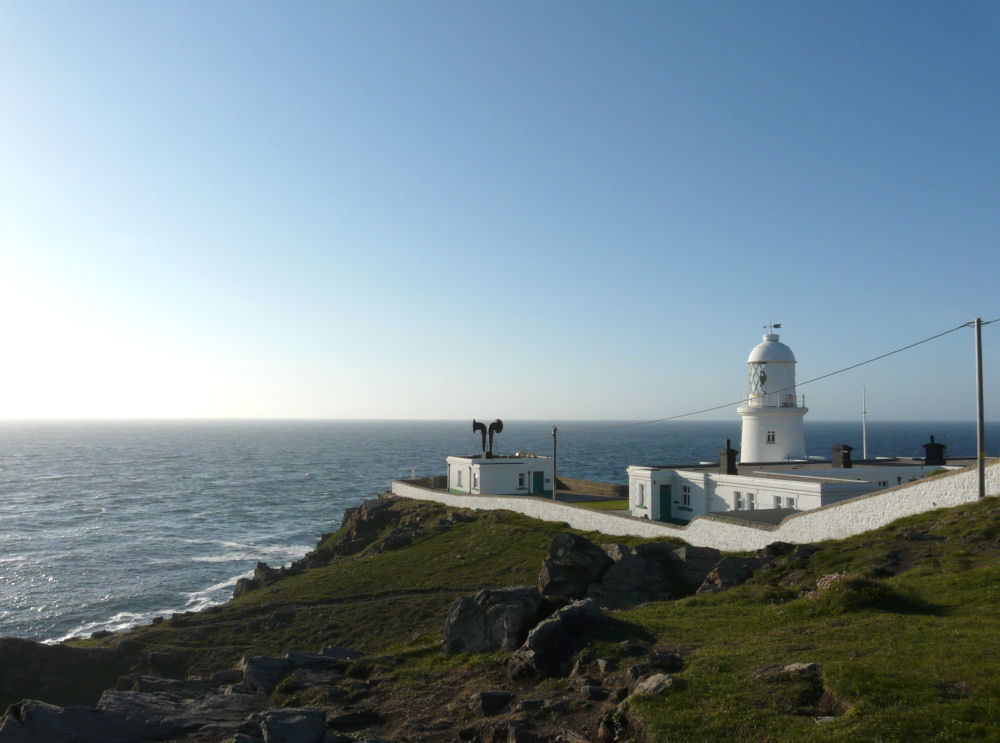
747,333 -> 796,363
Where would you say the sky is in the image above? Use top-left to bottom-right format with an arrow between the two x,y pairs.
0,1 -> 997,421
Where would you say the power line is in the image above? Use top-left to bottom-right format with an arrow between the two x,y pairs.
562,319 -> 993,433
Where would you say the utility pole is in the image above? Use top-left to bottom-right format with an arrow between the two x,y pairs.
552,426 -> 558,501
862,385 -> 868,460
976,318 -> 985,499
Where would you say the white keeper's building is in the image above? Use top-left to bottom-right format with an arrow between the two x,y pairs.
627,329 -> 958,523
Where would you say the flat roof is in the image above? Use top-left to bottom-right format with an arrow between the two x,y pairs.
630,458 -> 974,486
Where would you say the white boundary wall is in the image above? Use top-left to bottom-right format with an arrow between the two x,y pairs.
392,461 -> 1000,552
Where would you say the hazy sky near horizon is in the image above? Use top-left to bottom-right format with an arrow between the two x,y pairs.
1,2 -> 997,422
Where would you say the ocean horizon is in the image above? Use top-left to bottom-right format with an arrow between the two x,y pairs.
1,419 -> 996,643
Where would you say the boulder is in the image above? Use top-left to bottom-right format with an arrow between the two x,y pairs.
241,656 -> 294,694
538,534 -> 613,598
696,556 -> 763,594
587,543 -> 674,609
470,690 -> 513,716
259,708 -> 327,743
511,599 -> 609,678
97,688 -> 264,733
442,587 -> 544,655
0,700 -> 150,743
630,673 -> 678,698
669,545 -> 721,587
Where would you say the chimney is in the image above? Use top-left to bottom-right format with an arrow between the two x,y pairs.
719,439 -> 738,475
831,444 -> 854,468
923,435 -> 946,466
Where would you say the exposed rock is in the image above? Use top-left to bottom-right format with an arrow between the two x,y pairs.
259,707 -> 327,743
0,700 -> 150,743
470,690 -> 513,716
0,637 -> 129,710
442,586 -> 545,655
241,655 -> 295,694
320,646 -> 364,661
587,542 -> 675,609
511,598 -> 610,678
326,708 -> 383,732
696,556 -> 764,594
753,661 -> 823,679
669,545 -> 722,588
630,673 -> 678,698
538,534 -> 613,598
97,687 -> 265,730
757,541 -> 796,558
283,650 -> 343,671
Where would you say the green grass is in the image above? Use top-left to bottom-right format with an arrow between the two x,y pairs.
576,498 -> 630,511
68,495 -> 1000,741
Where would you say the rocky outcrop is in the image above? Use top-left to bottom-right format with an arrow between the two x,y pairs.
696,556 -> 765,594
233,494 -> 407,598
510,599 -> 610,678
240,648 -> 359,694
442,587 -> 546,655
669,545 -> 722,587
0,683 -> 267,743
538,534 -> 613,598
0,638 -> 133,710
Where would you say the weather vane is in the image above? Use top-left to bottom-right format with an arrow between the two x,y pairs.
763,322 -> 782,333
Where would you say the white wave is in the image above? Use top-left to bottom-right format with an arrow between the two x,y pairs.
191,552 -> 264,564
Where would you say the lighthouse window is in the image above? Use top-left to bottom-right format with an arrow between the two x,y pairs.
682,485 -> 691,506
766,430 -> 776,444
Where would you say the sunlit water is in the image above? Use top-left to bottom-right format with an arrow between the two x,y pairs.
0,419 -> 994,642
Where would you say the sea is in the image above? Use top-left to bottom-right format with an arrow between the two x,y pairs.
1,419 -> 996,643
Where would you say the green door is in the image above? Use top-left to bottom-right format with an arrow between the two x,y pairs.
533,471 -> 545,494
659,484 -> 672,521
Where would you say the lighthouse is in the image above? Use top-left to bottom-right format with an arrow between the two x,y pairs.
737,327 -> 807,463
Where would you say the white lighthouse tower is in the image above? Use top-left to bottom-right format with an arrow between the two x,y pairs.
738,326 -> 808,463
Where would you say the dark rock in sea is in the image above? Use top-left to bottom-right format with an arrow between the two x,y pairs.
442,586 -> 545,655
538,533 -> 614,598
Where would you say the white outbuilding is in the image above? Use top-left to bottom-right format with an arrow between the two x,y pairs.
447,454 -> 554,497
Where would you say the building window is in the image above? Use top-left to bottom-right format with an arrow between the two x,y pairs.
471,471 -> 479,490
517,473 -> 526,489
456,470 -> 463,488
766,430 -> 776,444
682,485 -> 691,506
774,495 -> 782,508
637,483 -> 645,507
734,491 -> 743,510
747,493 -> 756,510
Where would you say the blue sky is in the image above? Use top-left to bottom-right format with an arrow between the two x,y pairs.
0,2 -> 997,421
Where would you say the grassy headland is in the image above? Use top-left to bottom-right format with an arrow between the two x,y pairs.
54,494 -> 1000,741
